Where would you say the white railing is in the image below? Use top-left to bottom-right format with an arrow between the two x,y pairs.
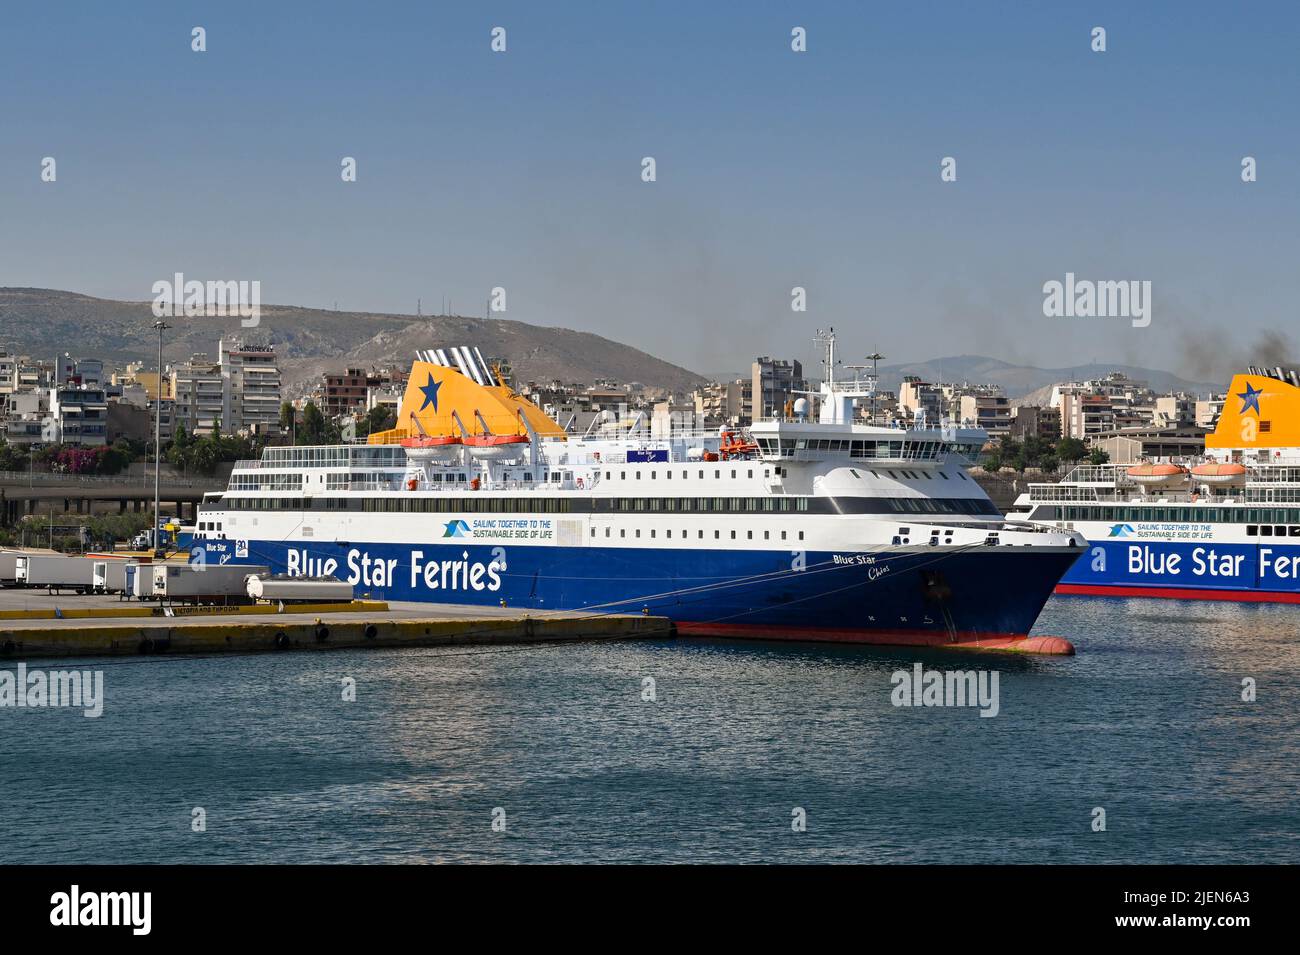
1025,485 -> 1101,502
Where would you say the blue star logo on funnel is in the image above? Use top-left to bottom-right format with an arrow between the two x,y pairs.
1237,382 -> 1263,415
419,373 -> 442,412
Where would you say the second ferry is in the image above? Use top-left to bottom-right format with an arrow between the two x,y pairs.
1014,364 -> 1300,603
194,331 -> 1085,653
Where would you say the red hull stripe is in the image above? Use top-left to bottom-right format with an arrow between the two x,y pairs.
675,622 -> 1074,655
1055,583 -> 1300,604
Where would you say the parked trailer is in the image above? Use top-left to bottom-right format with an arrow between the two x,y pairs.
246,574 -> 355,603
151,563 -> 270,604
92,560 -> 134,594
126,563 -> 158,601
15,555 -> 98,594
0,551 -> 19,588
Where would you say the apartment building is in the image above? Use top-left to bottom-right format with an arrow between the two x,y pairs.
44,385 -> 108,446
1009,405 -> 1062,442
220,339 -> 281,435
899,376 -> 944,425
1058,391 -> 1116,439
751,357 -> 804,420
693,378 -> 752,427
171,354 -> 225,436
958,390 -> 1011,435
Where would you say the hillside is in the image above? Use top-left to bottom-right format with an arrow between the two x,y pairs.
0,288 -> 708,395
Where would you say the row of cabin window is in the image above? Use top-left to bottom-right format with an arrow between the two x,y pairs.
605,466 -> 969,483
213,495 -> 992,515
261,446 -> 406,467
592,526 -> 805,542
608,468 -> 764,481
1053,505 -> 1300,524
754,437 -> 937,457
214,496 -> 814,514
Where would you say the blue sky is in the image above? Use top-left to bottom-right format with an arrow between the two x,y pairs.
1,1 -> 1296,380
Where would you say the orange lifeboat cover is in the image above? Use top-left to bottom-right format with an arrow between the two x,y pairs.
400,435 -> 462,448
1126,463 -> 1188,477
1190,462 -> 1247,476
463,434 -> 528,447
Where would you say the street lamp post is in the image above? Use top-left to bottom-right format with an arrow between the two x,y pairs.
152,320 -> 170,558
865,351 -> 885,424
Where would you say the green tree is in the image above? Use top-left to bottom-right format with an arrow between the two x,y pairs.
98,444 -> 130,475
298,401 -> 340,445
1056,437 -> 1088,463
1020,434 -> 1047,468
1088,447 -> 1110,466
0,440 -> 29,473
361,404 -> 396,437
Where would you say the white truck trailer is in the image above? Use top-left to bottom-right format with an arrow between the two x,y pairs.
0,551 -> 20,587
151,563 -> 270,604
125,563 -> 157,601
15,555 -> 98,594
92,559 -> 134,594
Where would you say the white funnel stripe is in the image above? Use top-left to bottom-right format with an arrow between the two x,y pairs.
459,346 -> 486,385
450,347 -> 473,381
473,347 -> 496,386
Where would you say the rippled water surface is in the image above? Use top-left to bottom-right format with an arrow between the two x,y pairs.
3,596 -> 1298,863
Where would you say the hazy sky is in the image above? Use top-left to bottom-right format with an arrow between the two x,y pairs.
2,1 -> 1296,380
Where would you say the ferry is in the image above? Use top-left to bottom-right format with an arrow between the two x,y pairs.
1013,365 -> 1300,603
193,332 -> 1085,653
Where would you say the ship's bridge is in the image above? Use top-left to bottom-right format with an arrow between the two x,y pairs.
749,420 -> 986,465
750,327 -> 987,465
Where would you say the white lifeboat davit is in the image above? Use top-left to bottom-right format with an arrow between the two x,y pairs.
1190,462 -> 1248,486
400,435 -> 463,463
463,434 -> 529,461
1126,463 -> 1190,487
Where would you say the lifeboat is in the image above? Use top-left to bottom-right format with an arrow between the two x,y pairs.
463,433 -> 529,461
1191,462 -> 1248,486
719,430 -> 759,459
400,434 -> 463,463
1126,463 -> 1190,487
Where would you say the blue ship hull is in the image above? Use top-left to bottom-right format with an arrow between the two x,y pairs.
198,537 -> 1080,649
1058,538 -> 1300,602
